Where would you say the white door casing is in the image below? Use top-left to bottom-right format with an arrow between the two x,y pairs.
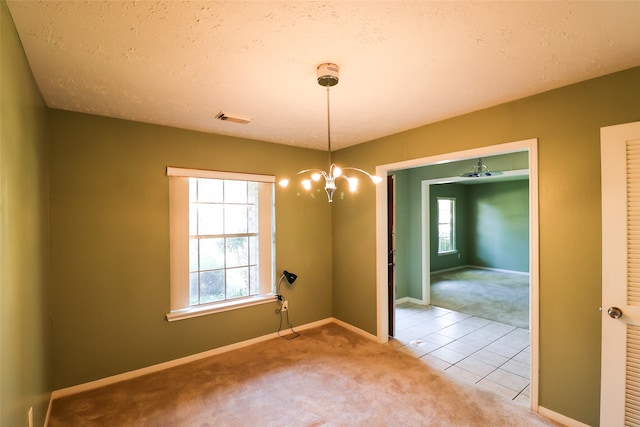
375,138 -> 539,410
601,121 -> 640,426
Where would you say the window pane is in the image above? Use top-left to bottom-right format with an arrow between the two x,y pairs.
199,238 -> 224,270
197,178 -> 223,203
189,204 -> 198,236
189,272 -> 199,305
224,204 -> 247,234
247,182 -> 259,204
439,200 -> 452,222
247,204 -> 258,233
227,267 -> 249,298
197,204 -> 223,235
437,198 -> 455,253
200,270 -> 224,303
226,237 -> 248,267
224,180 -> 247,204
249,266 -> 259,295
439,224 -> 452,252
249,235 -> 258,265
189,239 -> 199,272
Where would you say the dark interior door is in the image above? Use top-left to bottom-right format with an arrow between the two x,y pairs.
387,175 -> 395,336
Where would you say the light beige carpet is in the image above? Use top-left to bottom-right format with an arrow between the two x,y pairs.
431,268 -> 529,329
49,323 -> 559,426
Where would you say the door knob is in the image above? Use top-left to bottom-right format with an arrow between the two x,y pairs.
607,307 -> 623,319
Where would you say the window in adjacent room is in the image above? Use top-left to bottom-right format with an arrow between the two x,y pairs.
437,197 -> 456,254
166,167 -> 275,321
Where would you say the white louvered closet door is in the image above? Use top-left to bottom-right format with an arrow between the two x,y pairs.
601,121 -> 640,427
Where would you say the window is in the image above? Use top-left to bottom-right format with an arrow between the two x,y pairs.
166,167 -> 275,321
437,197 -> 456,254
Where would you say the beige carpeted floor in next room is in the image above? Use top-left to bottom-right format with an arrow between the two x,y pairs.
49,323 -> 559,426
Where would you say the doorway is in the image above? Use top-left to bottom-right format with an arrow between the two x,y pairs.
419,167 -> 530,312
374,138 -> 539,410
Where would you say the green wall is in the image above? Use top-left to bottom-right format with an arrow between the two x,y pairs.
395,177 -> 529,301
0,2 -> 51,426
393,152 -> 529,300
391,170 -> 411,300
468,180 -> 529,272
3,3 -> 640,423
332,66 -> 640,426
48,111 -> 333,389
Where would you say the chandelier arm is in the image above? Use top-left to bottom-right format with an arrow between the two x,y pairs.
340,166 -> 381,182
291,168 -> 324,177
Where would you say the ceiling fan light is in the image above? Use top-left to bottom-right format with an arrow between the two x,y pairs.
460,158 -> 502,178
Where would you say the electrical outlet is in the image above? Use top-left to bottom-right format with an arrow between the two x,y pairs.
28,407 -> 33,427
282,300 -> 289,312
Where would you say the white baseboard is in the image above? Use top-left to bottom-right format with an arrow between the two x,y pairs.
430,265 -> 468,275
45,319 -> 582,427
51,317 -> 334,401
44,393 -> 53,427
330,317 -> 378,341
395,297 -> 427,306
430,265 -> 530,276
469,265 -> 530,275
538,406 -> 591,427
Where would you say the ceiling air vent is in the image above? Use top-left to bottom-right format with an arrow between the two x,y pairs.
215,111 -> 252,124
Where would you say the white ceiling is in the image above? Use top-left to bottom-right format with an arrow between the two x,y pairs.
6,1 -> 640,151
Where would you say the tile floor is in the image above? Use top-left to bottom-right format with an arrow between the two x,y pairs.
389,302 -> 531,407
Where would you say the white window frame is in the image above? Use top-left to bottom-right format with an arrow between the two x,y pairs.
166,167 -> 276,321
437,197 -> 457,255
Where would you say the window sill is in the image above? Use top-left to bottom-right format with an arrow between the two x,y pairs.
166,294 -> 278,322
437,250 -> 458,256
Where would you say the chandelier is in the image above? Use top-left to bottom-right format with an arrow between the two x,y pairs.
278,63 -> 382,203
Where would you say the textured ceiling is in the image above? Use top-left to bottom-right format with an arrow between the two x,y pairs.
6,1 -> 640,151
